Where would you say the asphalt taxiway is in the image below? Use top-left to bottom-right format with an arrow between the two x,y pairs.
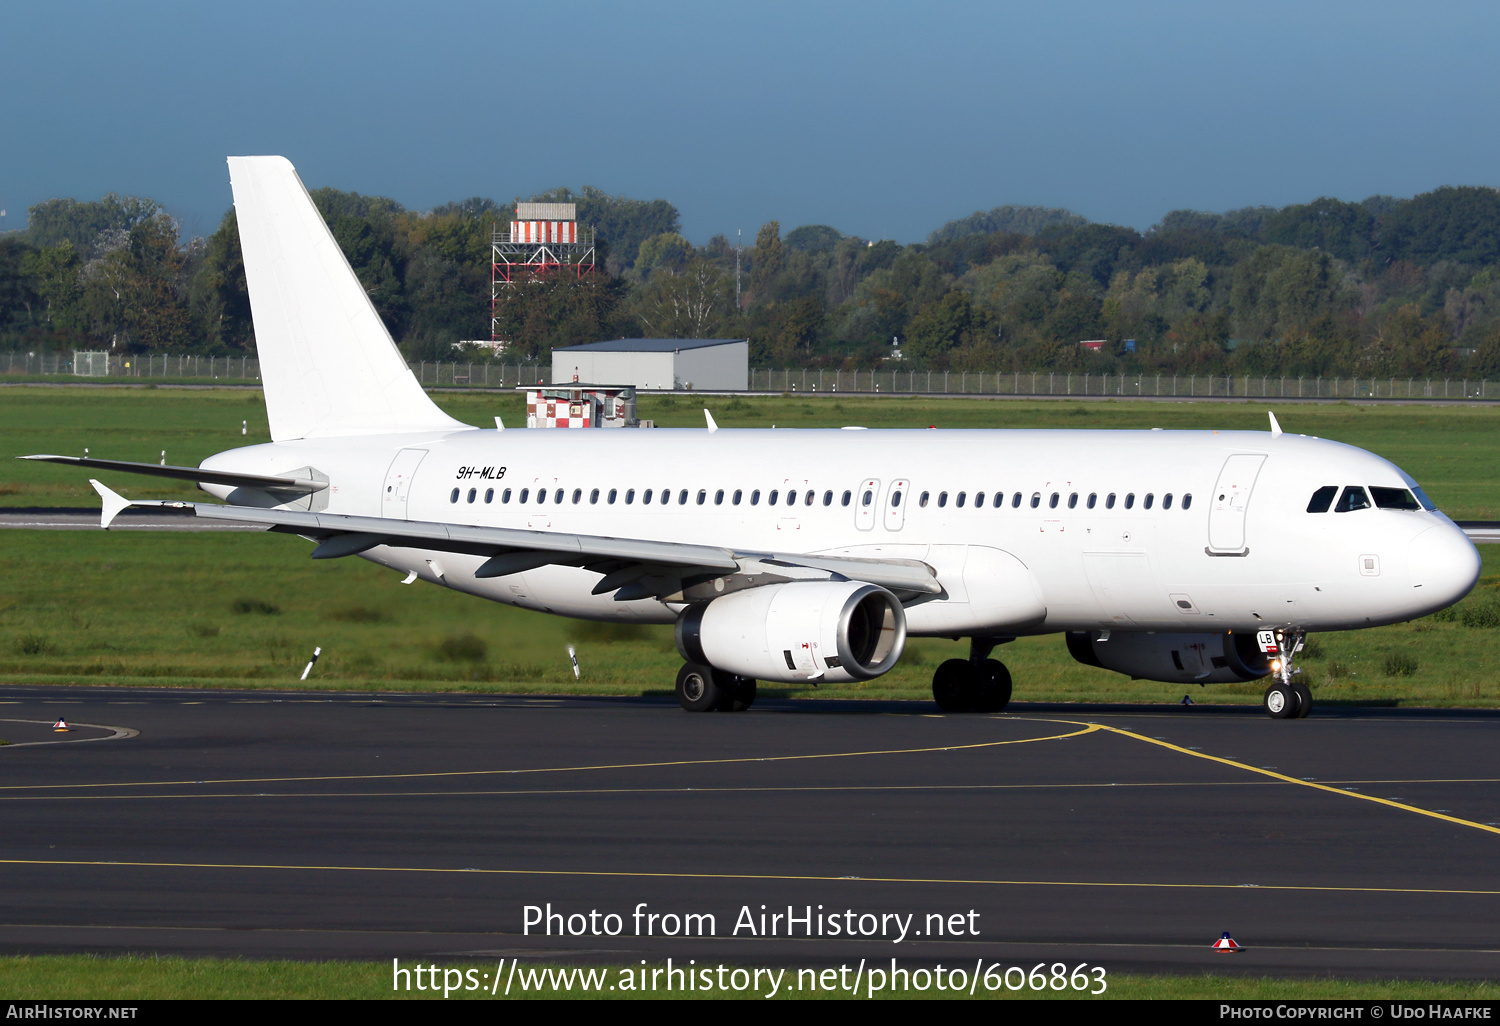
0,686 -> 1496,979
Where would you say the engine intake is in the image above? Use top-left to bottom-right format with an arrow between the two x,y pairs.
1066,630 -> 1272,684
676,581 -> 906,684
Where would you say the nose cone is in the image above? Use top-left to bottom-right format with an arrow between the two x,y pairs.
1409,524 -> 1481,613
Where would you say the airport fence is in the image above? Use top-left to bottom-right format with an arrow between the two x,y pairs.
0,351 -> 552,387
2,350 -> 1496,400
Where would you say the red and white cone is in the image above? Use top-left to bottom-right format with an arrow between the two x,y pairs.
52,718 -> 70,732
1212,931 -> 1242,953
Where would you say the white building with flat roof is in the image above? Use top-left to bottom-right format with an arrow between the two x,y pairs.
551,338 -> 748,391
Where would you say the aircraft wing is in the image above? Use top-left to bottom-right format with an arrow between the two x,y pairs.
22,454 -> 325,493
88,481 -> 942,599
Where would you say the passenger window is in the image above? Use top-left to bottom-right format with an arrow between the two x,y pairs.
751,489 -> 761,505
625,488 -> 635,504
862,489 -> 874,507
1144,493 -> 1154,509
1067,493 -> 1078,509
450,488 -> 459,503
1124,493 -> 1135,509
733,489 -> 742,505
1163,493 -> 1173,509
938,492 -> 948,508
519,488 -> 529,503
1182,493 -> 1192,510
503,488 -> 513,503
1306,486 -> 1337,513
919,492 -> 930,508
1030,492 -> 1041,508
1012,492 -> 1022,508
1370,487 -> 1420,511
974,491 -> 985,508
715,489 -> 725,505
590,488 -> 600,504
956,492 -> 966,508
805,489 -> 814,505
891,489 -> 903,507
660,488 -> 670,505
823,490 -> 833,506
1105,493 -> 1115,509
572,488 -> 582,504
786,490 -> 797,507
608,488 -> 618,504
1049,492 -> 1059,509
537,489 -> 546,505
485,488 -> 494,503
1334,486 -> 1371,512
768,489 -> 778,505
993,493 -> 1004,509
554,489 -> 563,503
697,489 -> 706,505
641,488 -> 652,504
1086,493 -> 1096,509
842,490 -> 852,507
678,489 -> 689,505
467,488 -> 476,503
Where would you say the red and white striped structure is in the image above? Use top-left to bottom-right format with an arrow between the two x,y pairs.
509,221 -> 578,244
492,202 -> 597,339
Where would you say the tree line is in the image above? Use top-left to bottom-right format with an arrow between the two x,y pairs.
4,180 -> 1500,378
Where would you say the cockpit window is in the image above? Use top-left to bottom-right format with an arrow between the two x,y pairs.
1411,485 -> 1438,512
1370,486 -> 1421,511
1334,486 -> 1371,513
1306,486 -> 1338,513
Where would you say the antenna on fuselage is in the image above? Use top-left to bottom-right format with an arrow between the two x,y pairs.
1268,412 -> 1283,437
704,409 -> 718,434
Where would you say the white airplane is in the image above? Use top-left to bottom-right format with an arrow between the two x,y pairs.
22,157 -> 1482,718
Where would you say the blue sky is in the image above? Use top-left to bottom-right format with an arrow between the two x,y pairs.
2,1 -> 1497,243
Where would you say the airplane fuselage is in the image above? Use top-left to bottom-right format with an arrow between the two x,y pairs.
200,425 -> 1480,637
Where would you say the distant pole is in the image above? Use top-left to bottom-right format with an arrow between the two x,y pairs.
735,229 -> 742,308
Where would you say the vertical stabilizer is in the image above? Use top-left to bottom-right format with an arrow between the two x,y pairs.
228,156 -> 469,441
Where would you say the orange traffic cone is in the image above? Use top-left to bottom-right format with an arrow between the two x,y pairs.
52,718 -> 70,732
1212,931 -> 1242,953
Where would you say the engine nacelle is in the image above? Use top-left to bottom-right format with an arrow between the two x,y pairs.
1066,631 -> 1272,684
676,581 -> 906,684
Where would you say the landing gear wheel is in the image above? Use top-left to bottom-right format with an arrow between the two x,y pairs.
1263,682 -> 1298,719
932,659 -> 977,712
1292,680 -> 1313,718
973,659 -> 1013,713
712,670 -> 757,712
676,662 -> 724,712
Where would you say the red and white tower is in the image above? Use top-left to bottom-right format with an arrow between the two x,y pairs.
491,202 -> 597,340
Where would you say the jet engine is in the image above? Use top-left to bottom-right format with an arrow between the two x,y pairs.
1066,630 -> 1272,684
676,581 -> 906,684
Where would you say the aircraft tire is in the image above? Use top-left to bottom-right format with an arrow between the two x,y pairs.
974,659 -> 1013,713
1263,682 -> 1298,719
713,670 -> 757,712
1293,680 -> 1313,718
932,659 -> 976,712
677,662 -> 724,712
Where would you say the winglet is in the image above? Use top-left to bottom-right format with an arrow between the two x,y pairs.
90,479 -> 133,530
705,409 -> 718,434
1268,411 -> 1283,437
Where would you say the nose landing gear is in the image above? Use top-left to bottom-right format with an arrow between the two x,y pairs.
1259,629 -> 1311,719
932,636 -> 1014,713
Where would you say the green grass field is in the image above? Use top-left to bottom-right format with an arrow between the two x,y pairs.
2,386 -> 1498,705
2,955 -> 1495,1000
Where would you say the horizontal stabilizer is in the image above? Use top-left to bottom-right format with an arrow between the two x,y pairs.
22,454 -> 325,493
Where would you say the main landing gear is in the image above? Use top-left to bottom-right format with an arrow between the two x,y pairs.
1261,629 -> 1311,719
676,662 -> 758,712
932,636 -> 1013,713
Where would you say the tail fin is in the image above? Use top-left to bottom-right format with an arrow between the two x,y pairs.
228,156 -> 469,441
